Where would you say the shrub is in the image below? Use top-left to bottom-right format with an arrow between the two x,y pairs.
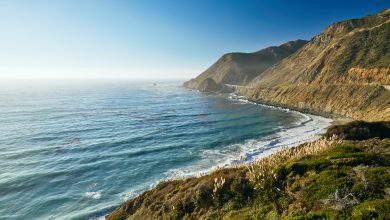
352,199 -> 390,219
324,121 -> 390,140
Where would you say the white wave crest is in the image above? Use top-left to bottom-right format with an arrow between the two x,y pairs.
84,191 -> 101,200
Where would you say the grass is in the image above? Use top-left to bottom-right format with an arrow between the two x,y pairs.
246,135 -> 341,188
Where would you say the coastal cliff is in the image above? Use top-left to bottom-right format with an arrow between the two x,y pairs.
183,40 -> 307,92
185,9 -> 390,121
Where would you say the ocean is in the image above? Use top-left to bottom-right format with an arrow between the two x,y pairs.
0,80 -> 331,219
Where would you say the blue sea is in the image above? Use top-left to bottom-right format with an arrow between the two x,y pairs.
0,80 -> 330,219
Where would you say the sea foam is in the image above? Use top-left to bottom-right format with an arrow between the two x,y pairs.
164,93 -> 331,179
84,191 -> 102,200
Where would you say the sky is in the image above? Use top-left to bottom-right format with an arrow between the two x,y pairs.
0,0 -> 389,79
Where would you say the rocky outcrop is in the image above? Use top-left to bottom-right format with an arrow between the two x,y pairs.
183,40 -> 307,91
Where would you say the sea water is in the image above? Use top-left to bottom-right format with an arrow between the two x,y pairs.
0,80 -> 330,219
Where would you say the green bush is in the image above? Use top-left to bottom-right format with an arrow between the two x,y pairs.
325,121 -> 390,140
352,199 -> 390,219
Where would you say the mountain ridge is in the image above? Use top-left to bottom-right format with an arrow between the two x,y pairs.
183,39 -> 308,92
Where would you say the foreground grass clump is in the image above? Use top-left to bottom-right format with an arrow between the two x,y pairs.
107,122 -> 390,220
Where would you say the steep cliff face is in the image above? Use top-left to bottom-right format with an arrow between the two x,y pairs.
183,40 -> 307,90
240,9 -> 390,121
236,84 -> 389,121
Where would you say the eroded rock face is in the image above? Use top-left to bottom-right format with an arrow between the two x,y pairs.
236,84 -> 390,121
343,68 -> 390,84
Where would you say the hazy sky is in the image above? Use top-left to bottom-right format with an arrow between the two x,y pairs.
0,0 -> 389,79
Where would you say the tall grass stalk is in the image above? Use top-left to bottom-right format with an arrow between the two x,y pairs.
245,135 -> 341,186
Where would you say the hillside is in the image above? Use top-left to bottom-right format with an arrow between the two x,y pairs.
183,40 -> 307,92
238,9 -> 390,121
107,121 -> 390,220
184,9 -> 390,121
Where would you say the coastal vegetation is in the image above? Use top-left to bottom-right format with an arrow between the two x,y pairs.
107,121 -> 390,219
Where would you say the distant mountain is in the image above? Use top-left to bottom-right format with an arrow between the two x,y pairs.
183,40 -> 307,92
240,8 -> 390,121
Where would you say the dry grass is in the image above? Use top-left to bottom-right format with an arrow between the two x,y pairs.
245,135 -> 341,187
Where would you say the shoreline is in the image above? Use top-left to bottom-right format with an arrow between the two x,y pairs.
159,92 -> 338,180
190,88 -> 353,126
97,91 -> 336,220
162,92 -> 334,180
236,91 -> 354,126
107,121 -> 390,219
105,89 -> 389,220
100,92 -> 336,219
222,93 -> 333,162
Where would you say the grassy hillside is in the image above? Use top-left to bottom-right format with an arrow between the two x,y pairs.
107,121 -> 390,219
184,9 -> 390,120
240,9 -> 390,121
249,9 -> 390,87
